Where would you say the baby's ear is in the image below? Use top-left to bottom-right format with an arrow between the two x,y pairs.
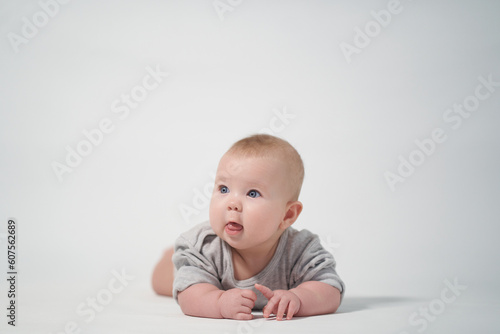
280,201 -> 303,229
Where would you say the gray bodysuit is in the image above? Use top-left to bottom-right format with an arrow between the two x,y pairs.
172,221 -> 345,310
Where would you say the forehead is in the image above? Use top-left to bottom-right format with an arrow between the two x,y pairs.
216,153 -> 286,182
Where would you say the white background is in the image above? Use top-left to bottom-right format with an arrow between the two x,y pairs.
1,0 -> 499,333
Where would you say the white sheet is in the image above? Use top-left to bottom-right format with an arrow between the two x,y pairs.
2,278 -> 498,334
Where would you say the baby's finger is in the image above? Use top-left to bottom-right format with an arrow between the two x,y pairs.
286,299 -> 299,320
254,284 -> 274,300
241,289 -> 257,302
240,296 -> 255,310
234,312 -> 253,320
262,295 -> 279,318
276,298 -> 290,321
262,304 -> 270,318
238,304 -> 253,315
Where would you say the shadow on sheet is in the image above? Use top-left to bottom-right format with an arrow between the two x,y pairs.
337,296 -> 421,313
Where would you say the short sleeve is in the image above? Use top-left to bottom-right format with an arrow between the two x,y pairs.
289,234 -> 345,297
171,228 -> 223,301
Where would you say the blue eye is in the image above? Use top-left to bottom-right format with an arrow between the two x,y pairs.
247,190 -> 261,198
219,186 -> 229,194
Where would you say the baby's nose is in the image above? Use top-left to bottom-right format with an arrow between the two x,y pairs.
227,200 -> 241,212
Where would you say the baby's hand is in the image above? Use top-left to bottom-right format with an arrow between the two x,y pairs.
255,283 -> 301,321
255,284 -> 301,320
217,288 -> 257,320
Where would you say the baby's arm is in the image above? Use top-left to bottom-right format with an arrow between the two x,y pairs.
178,283 -> 257,320
255,281 -> 340,320
291,281 -> 341,315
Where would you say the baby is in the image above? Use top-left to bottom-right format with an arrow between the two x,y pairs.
152,134 -> 344,320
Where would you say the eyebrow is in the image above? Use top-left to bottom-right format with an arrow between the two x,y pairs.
215,174 -> 267,189
215,175 -> 228,182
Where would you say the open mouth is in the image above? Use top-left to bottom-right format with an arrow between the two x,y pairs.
225,222 -> 243,235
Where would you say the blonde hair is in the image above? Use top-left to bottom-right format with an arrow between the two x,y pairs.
225,134 -> 304,201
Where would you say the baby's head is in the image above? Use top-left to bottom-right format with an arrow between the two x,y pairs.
224,134 -> 304,201
209,134 -> 304,251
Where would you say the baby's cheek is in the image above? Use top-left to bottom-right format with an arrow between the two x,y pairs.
209,197 -> 222,214
208,203 -> 222,228
249,206 -> 279,228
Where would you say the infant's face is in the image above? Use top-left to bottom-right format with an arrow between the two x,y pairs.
209,153 -> 292,251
